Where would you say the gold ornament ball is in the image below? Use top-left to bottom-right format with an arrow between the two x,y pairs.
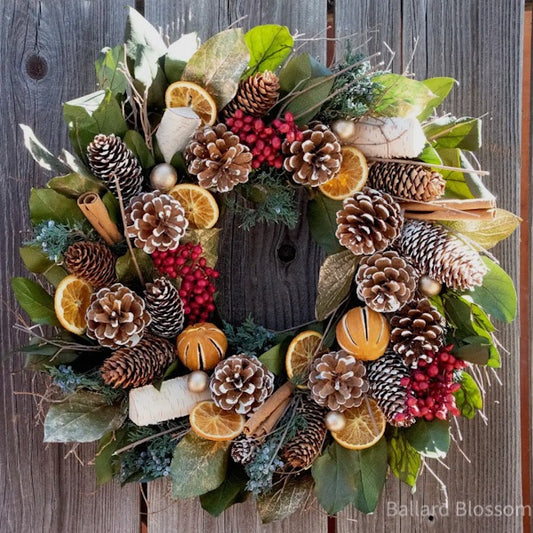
419,275 -> 442,297
187,370 -> 209,393
325,411 -> 346,432
331,119 -> 356,143
150,164 -> 178,192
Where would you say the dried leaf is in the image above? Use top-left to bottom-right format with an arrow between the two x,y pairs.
182,228 -> 221,268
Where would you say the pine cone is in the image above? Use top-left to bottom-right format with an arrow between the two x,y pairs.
368,162 -> 445,202
86,283 -> 151,348
396,220 -> 488,290
87,134 -> 144,204
100,334 -> 176,388
224,71 -> 280,118
64,241 -> 116,289
308,351 -> 368,412
336,187 -> 403,255
231,433 -> 260,464
283,123 -> 342,186
356,250 -> 418,313
185,124 -> 252,193
144,277 -> 184,339
366,351 -> 415,427
125,191 -> 188,253
210,354 -> 275,414
282,396 -> 327,469
390,298 -> 445,367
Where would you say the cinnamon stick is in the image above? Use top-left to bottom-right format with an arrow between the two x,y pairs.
248,397 -> 292,439
77,192 -> 123,245
405,208 -> 496,221
399,197 -> 496,212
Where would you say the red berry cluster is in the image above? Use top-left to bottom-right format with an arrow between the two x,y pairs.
401,345 -> 467,421
151,243 -> 219,324
225,110 -> 303,169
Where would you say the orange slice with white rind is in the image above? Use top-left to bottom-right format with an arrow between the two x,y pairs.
54,275 -> 93,335
167,184 -> 219,229
165,81 -> 217,126
285,330 -> 323,388
189,400 -> 245,441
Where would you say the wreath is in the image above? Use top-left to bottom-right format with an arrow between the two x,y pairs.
13,9 -> 519,522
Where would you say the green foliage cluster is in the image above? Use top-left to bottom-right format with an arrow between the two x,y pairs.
223,316 -> 276,356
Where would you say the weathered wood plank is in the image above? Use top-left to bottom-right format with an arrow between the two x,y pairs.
144,1 -> 329,530
335,1 -> 523,532
0,1 -> 140,532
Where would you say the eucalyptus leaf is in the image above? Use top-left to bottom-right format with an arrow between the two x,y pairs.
405,419 -> 450,458
200,465 -> 248,517
47,173 -> 104,198
388,431 -> 421,487
244,25 -> 294,76
116,249 -> 154,285
95,46 -> 128,95
170,432 -> 230,499
418,77 -> 456,121
44,390 -> 126,442
182,228 -> 221,268
307,194 -> 343,255
29,188 -> 85,225
19,246 -> 68,287
11,277 -> 59,326
454,372 -> 482,419
315,250 -> 358,321
425,116 -> 481,151
124,130 -> 155,169
165,33 -> 200,82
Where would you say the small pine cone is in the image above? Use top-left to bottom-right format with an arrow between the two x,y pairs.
396,220 -> 488,290
336,187 -> 403,255
231,433 -> 260,465
308,351 -> 368,412
356,250 -> 418,313
100,334 -> 176,388
283,123 -> 342,186
390,298 -> 445,367
366,351 -> 415,427
282,396 -> 327,469
64,241 -> 116,289
144,277 -> 184,338
210,354 -> 275,414
185,124 -> 252,193
87,134 -> 144,204
125,191 -> 188,254
86,283 -> 151,348
368,162 -> 445,202
224,71 -> 280,118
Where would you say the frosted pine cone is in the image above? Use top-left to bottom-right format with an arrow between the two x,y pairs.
64,241 -> 116,289
144,277 -> 184,338
231,433 -> 260,464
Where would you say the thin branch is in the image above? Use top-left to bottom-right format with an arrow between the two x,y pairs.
113,426 -> 189,456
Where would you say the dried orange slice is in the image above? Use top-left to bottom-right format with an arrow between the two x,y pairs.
54,275 -> 93,335
189,400 -> 245,441
165,81 -> 217,126
168,184 -> 219,229
285,330 -> 323,388
319,146 -> 368,200
330,398 -> 386,450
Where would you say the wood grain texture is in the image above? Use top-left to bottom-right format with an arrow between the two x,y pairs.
335,1 -> 523,532
0,1 -> 140,532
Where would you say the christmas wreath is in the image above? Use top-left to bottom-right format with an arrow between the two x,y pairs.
12,9 -> 519,522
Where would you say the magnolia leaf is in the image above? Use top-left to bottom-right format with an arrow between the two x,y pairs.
29,188 -> 85,225
307,194 -> 343,255
257,475 -> 314,523
133,44 -> 168,106
60,149 -> 94,179
388,431 -> 421,487
278,53 -> 330,93
19,246 -> 68,287
456,340 -> 491,366
405,419 -> 450,459
182,29 -> 250,109
425,116 -> 481,152
21,335 -> 79,370
418,77 -> 456,121
258,343 -> 285,375
124,7 -> 167,60
124,130 -> 155,169
19,125 -> 71,175
170,432 -> 230,499
315,250 -> 359,320
200,465 -> 248,517
116,249 -> 154,285
441,208 -> 520,250
11,277 -> 59,326
47,173 -> 104,198
95,428 -> 128,484
454,372 -> 483,419
102,191 -> 120,225
165,32 -> 200,82
95,46 -> 128,95
44,391 -> 126,443
284,76 -> 334,125
245,25 -> 294,76
182,228 -> 221,268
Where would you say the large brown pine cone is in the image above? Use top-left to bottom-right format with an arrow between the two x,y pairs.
356,250 -> 418,313
283,123 -> 342,186
185,124 -> 252,193
368,162 -> 445,202
64,241 -> 116,289
100,334 -> 176,389
395,220 -> 487,290
125,191 -> 188,253
336,187 -> 403,255
144,277 -> 184,338
210,354 -> 275,414
224,71 -> 280,118
86,283 -> 151,348
390,297 -> 445,367
308,350 -> 368,412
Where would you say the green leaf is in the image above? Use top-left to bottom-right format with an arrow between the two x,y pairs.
11,277 -> 59,326
170,432 -> 230,499
19,246 -> 68,287
258,343 -> 285,375
123,130 -> 155,169
95,46 -> 128,95
405,419 -> 450,459
44,390 -> 126,443
418,77 -> 456,121
47,173 -> 104,198
278,53 -> 331,93
285,76 -> 334,125
454,372 -> 482,419
29,188 -> 85,225
102,191 -> 120,225
418,143 -> 442,166
95,428 -> 128,484
373,74 -> 436,118
437,148 -> 474,199
315,250 -> 358,320
116,249 -> 154,285
22,339 -> 78,370
388,431 -> 421,487
182,29 -> 250,110
133,44 -> 168,107
165,33 -> 200,82
244,25 -> 294,76
456,339 -> 491,366
19,124 -> 71,175
181,228 -> 221,268
124,7 -> 167,60
60,149 -> 94,179
307,194 -> 343,255
425,116 -> 481,151
468,257 -> 516,323
200,464 -> 248,517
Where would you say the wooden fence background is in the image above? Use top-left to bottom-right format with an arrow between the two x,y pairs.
0,1 -> 526,532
